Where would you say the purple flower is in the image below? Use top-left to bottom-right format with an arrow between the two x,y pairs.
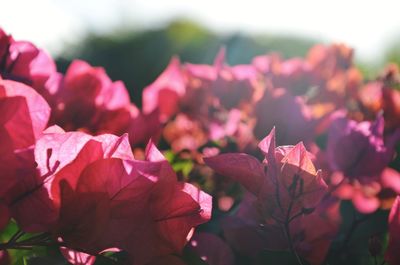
327,115 -> 400,181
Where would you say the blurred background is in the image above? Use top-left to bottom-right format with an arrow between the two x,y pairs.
2,0 -> 400,106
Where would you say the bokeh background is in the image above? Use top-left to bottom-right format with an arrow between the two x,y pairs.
2,0 -> 400,105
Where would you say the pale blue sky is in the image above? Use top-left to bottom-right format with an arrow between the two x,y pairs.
1,0 -> 400,62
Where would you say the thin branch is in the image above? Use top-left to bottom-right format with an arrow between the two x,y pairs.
7,229 -> 25,244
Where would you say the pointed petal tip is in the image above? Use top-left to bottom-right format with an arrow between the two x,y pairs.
145,139 -> 165,162
258,127 -> 276,155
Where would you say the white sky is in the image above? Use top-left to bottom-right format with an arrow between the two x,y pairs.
1,0 -> 400,63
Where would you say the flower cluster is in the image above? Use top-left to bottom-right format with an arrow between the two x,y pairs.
142,43 -> 400,264
1,26 -> 400,265
0,28 -> 211,265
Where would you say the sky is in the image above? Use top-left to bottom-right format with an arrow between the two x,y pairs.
1,0 -> 400,63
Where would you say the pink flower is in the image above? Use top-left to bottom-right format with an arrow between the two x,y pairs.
253,88 -> 316,145
253,54 -> 314,96
163,114 -> 207,152
184,49 -> 258,111
386,196 -> 400,265
0,28 -> 59,104
6,129 -> 134,232
129,109 -> 163,148
52,141 -> 212,265
359,65 -> 400,130
327,115 -> 400,180
0,79 -> 50,229
221,192 -> 339,265
307,44 -> 362,106
53,60 -> 133,135
205,128 -> 331,264
333,167 -> 400,214
188,232 -> 235,265
142,57 -> 186,121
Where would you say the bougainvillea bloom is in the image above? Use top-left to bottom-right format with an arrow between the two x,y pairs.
184,49 -> 258,112
60,247 -> 96,265
308,44 -> 362,105
6,129 -> 134,232
142,57 -> 186,121
332,167 -> 400,214
188,232 -> 234,265
327,115 -> 400,180
52,141 -> 211,265
3,22 -> 400,265
221,193 -> 339,265
253,54 -> 315,96
143,50 -> 256,153
53,60 -> 133,135
206,128 -> 327,223
253,88 -> 316,145
129,109 -> 163,148
0,78 -> 51,150
0,79 -> 50,200
163,114 -> 208,152
205,128 -> 331,264
359,65 -> 400,130
0,28 -> 59,103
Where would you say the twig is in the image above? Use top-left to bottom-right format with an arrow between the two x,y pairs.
7,229 -> 25,244
283,222 -> 304,265
283,195 -> 304,265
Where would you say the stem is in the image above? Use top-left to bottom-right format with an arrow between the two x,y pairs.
0,245 -> 33,250
283,222 -> 304,265
19,233 -> 51,244
0,232 -> 52,250
288,211 -> 304,223
0,233 -> 122,264
283,195 -> 304,265
7,230 -> 25,244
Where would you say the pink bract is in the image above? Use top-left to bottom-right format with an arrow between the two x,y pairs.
205,128 -> 331,264
0,28 -> 59,104
53,141 -> 211,265
53,60 -> 133,135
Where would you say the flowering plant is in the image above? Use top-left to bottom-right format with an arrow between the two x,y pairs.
0,27 -> 400,265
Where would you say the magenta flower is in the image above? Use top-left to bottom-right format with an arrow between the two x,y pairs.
184,49 -> 258,111
52,141 -> 211,265
0,79 -> 50,229
129,109 -> 163,147
253,88 -> 316,145
0,28 -> 59,104
327,115 -> 400,180
6,129 -> 134,232
205,128 -> 332,264
206,128 -> 327,223
53,60 -> 133,135
142,57 -> 186,121
253,54 -> 314,96
188,232 -> 235,265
